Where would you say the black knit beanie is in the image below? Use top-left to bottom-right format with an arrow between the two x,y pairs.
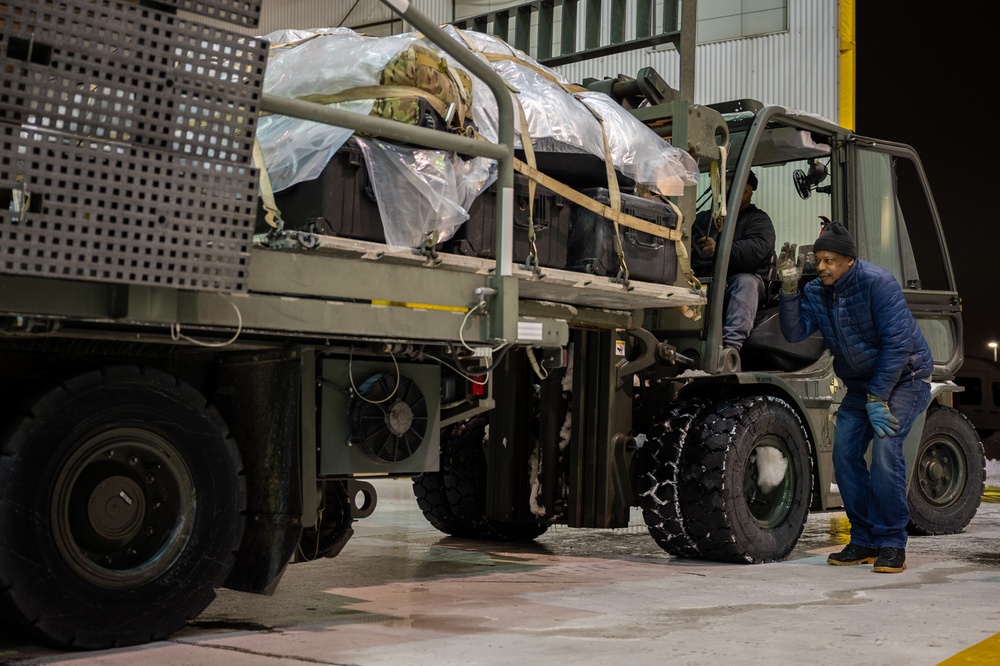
813,222 -> 857,258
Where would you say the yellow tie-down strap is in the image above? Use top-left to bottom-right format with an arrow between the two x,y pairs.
511,158 -> 683,243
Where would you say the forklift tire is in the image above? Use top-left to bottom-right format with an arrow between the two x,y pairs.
678,396 -> 812,563
907,406 -> 985,536
0,366 -> 246,649
444,416 -> 549,542
637,400 -> 710,559
412,469 -> 482,538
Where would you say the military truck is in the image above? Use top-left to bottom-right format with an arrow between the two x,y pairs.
0,0 -> 983,650
954,357 -> 1000,458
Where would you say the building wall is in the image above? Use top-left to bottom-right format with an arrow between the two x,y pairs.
552,0 -> 838,123
256,0 -> 453,35
247,0 -> 841,247
251,0 -> 840,123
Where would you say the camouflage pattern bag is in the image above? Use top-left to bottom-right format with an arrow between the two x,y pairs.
371,44 -> 474,135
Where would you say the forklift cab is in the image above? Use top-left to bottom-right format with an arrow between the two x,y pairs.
699,102 -> 960,377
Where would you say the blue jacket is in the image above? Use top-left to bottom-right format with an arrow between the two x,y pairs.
778,259 -> 933,399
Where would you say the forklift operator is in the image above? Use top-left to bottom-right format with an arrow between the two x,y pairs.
690,170 -> 776,351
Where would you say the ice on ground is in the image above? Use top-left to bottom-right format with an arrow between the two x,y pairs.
986,458 -> 1000,486
756,446 -> 789,492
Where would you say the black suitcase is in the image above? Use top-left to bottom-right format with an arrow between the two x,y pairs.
445,173 -> 571,269
258,138 -> 385,241
568,188 -> 679,284
515,149 -> 635,190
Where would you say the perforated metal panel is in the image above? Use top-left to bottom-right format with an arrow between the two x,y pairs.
0,1 -> 268,292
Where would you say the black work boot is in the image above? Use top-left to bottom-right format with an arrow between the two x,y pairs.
873,547 -> 907,573
827,543 -> 878,566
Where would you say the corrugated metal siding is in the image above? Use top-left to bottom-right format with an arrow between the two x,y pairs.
555,0 -> 839,122
255,0 -> 454,34
250,0 -> 838,125
246,0 -> 838,260
553,0 -> 840,251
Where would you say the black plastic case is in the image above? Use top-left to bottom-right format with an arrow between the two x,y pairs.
568,189 -> 679,284
263,139 -> 385,242
445,174 -> 571,269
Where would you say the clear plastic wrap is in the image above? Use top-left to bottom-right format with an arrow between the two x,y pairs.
255,26 -> 697,250
257,29 -> 418,192
425,27 -> 698,196
356,138 -> 492,248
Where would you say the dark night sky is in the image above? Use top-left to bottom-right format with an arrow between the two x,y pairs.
855,6 -> 995,365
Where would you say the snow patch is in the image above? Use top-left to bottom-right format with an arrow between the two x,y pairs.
755,446 -> 788,493
559,411 -> 572,451
986,458 -> 1000,486
528,447 -> 545,518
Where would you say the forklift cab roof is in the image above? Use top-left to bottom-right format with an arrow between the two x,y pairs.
707,98 -> 837,171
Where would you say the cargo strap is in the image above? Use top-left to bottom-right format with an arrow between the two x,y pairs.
267,34 -> 323,51
451,27 -> 582,92
640,186 -> 696,291
252,137 -> 284,231
512,156 -> 685,246
513,93 -> 543,276
452,27 -> 546,275
478,51 -> 590,96
672,197 -> 697,291
711,145 -> 729,224
511,158 -> 682,242
576,96 -> 628,285
450,28 -> 677,286
261,85 -> 454,125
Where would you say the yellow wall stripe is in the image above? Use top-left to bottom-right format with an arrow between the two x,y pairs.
839,0 -> 856,130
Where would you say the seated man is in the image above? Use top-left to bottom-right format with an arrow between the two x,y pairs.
690,170 -> 776,351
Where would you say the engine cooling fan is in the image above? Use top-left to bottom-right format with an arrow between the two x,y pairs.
348,372 -> 428,463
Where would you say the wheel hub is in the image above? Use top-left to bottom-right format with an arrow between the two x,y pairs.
918,439 -> 965,506
87,475 -> 146,545
53,428 -> 194,588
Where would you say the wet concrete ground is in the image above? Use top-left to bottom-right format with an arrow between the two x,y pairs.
3,475 -> 1000,666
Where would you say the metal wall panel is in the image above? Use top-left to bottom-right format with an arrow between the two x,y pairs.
252,0 -> 838,128
552,0 -> 840,250
555,0 -> 839,122
253,0 -> 454,34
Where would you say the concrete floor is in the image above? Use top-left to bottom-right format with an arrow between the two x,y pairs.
3,473 -> 1000,666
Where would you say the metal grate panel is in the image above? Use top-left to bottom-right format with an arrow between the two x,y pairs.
0,125 -> 255,289
0,0 -> 268,292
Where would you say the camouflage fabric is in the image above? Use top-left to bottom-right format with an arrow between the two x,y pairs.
371,44 -> 474,134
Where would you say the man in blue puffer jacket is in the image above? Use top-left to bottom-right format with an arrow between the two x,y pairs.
778,222 -> 932,574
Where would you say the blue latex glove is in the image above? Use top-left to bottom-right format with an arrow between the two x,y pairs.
866,395 -> 900,438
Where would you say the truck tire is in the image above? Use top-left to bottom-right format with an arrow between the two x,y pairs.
907,406 -> 985,535
637,400 -> 710,558
678,396 -> 812,563
0,366 -> 246,649
412,469 -> 482,538
444,416 -> 549,542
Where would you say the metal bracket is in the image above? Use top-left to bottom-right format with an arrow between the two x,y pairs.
255,229 -> 320,251
346,479 -> 377,519
615,327 -> 677,386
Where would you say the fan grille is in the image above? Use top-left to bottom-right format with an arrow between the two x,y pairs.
349,373 -> 428,463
